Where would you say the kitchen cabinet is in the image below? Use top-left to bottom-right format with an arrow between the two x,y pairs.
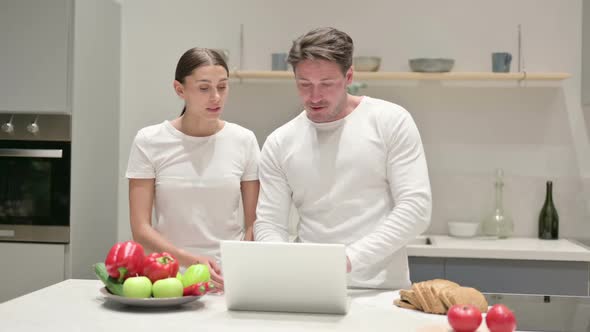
407,257 -> 445,283
1,0 -> 122,282
0,0 -> 72,114
445,258 -> 588,296
0,242 -> 65,303
409,257 -> 589,296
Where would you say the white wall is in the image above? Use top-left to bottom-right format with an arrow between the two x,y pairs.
69,0 -> 120,278
584,0 -> 590,140
583,0 -> 590,106
118,0 -> 590,241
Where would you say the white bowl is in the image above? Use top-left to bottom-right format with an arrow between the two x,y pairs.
409,58 -> 454,72
448,221 -> 479,238
353,56 -> 381,72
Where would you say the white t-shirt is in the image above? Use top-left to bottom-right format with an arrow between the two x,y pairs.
254,96 -> 432,289
126,120 -> 260,260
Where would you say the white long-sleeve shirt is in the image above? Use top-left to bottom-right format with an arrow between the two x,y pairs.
254,96 -> 432,289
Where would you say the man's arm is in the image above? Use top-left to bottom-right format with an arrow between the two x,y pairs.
345,112 -> 432,273
254,135 -> 293,242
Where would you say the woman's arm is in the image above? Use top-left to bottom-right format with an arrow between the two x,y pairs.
129,178 -> 223,288
129,178 -> 191,265
240,180 -> 260,241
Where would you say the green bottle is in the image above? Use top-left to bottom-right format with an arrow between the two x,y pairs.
538,181 -> 559,240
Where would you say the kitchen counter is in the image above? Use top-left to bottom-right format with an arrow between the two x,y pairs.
407,235 -> 590,262
2,279 -> 588,331
0,279 -> 493,332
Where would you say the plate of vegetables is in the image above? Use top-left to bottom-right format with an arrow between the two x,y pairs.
94,241 -> 214,307
98,287 -> 202,307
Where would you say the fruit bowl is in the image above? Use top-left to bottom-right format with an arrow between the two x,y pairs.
99,287 -> 202,307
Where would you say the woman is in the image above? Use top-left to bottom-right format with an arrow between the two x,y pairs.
126,48 -> 260,289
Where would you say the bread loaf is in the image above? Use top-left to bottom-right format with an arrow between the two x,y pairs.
394,279 -> 488,315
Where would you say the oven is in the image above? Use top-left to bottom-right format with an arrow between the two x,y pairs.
0,114 -> 71,243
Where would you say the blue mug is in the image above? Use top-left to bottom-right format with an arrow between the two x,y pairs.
271,53 -> 288,71
492,52 -> 512,73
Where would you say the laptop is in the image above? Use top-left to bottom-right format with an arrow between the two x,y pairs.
220,240 -> 350,315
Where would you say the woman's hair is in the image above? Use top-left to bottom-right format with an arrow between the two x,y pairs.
175,48 -> 229,115
287,27 -> 354,75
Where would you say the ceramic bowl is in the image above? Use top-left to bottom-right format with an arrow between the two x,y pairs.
448,221 -> 479,238
353,56 -> 381,72
409,58 -> 455,72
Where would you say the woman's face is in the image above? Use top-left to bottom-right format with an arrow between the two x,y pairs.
175,64 -> 229,119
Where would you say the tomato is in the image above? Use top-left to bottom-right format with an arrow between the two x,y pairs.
486,304 -> 516,332
447,304 -> 483,332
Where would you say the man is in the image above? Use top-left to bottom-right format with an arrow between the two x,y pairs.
254,27 -> 432,289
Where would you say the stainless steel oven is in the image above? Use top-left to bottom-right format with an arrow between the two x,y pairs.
0,114 -> 71,243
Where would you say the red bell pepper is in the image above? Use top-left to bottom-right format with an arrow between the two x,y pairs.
142,252 -> 180,283
204,281 -> 215,292
194,282 -> 207,296
183,284 -> 195,297
104,241 -> 145,282
183,282 -> 206,296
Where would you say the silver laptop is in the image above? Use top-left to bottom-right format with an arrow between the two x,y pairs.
220,240 -> 350,315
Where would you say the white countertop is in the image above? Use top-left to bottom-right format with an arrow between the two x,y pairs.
0,279 -> 499,332
407,235 -> 590,262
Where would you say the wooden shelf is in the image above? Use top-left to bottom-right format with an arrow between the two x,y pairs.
230,71 -> 571,81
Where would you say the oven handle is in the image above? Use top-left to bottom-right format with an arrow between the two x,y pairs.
0,149 -> 63,158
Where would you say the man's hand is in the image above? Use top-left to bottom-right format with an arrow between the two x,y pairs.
346,256 -> 351,273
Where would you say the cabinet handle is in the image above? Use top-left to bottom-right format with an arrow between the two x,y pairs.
0,230 -> 16,237
0,149 -> 63,158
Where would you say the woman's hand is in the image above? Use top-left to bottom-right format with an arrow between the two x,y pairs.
192,255 -> 224,291
244,226 -> 254,241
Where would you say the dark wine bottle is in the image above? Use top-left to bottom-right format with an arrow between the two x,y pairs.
538,181 -> 559,239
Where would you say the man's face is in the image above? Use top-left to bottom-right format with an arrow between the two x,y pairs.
294,59 -> 352,123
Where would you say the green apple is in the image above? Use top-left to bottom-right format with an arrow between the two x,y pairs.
152,277 -> 183,298
176,271 -> 183,283
182,264 -> 210,288
122,276 -> 152,298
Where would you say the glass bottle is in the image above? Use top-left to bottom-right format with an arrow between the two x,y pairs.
538,181 -> 559,240
482,168 -> 514,238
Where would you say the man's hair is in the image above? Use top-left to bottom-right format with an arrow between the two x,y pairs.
287,27 -> 354,75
